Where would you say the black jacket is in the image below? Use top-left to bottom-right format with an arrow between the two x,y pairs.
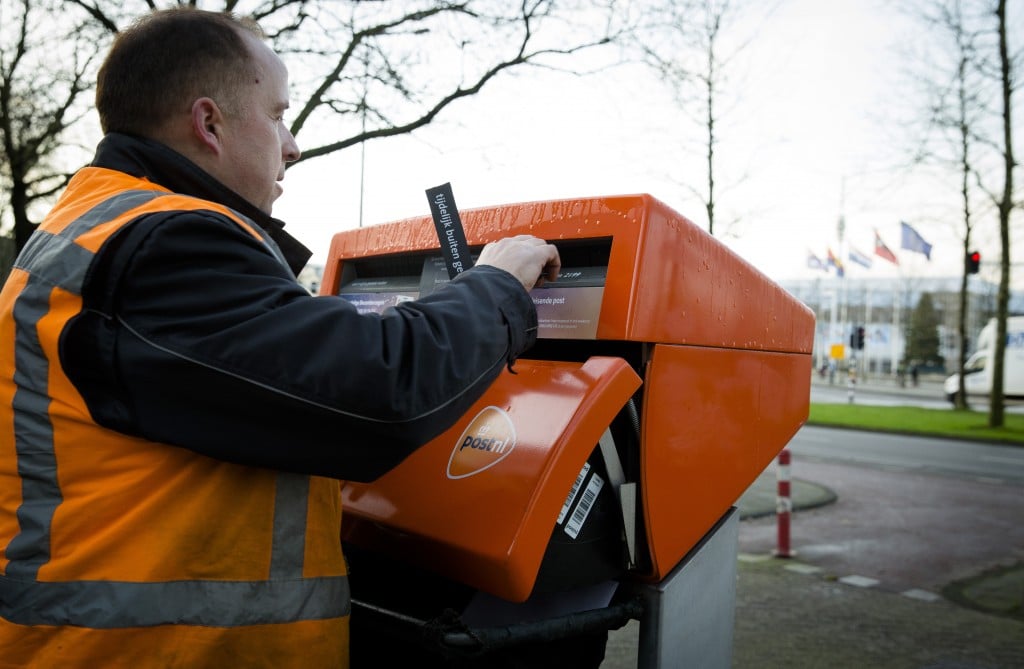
62,134 -> 538,482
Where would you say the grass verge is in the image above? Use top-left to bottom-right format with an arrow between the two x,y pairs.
808,403 -> 1024,446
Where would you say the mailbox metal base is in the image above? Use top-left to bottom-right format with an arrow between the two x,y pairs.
630,506 -> 739,669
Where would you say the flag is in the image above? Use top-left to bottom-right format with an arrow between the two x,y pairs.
807,250 -> 828,271
826,247 -> 845,277
874,230 -> 899,265
900,221 -> 932,260
848,246 -> 873,269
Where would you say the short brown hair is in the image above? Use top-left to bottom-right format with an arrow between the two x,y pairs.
96,8 -> 265,135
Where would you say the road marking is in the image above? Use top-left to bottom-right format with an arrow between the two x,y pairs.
737,553 -> 774,563
901,588 -> 942,602
980,454 -> 1024,465
761,557 -> 946,604
839,574 -> 880,588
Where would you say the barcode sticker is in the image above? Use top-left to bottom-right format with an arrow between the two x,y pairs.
557,462 -> 591,525
565,473 -> 604,539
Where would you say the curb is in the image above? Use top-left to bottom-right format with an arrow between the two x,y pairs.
942,561 -> 1024,621
736,472 -> 837,520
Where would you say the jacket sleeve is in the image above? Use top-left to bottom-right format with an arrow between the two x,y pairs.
61,210 -> 539,482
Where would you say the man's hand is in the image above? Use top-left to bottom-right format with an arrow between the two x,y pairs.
475,235 -> 561,292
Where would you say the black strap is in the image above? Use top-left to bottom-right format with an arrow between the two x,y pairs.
425,182 -> 475,280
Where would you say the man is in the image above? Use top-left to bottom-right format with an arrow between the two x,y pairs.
0,8 -> 558,668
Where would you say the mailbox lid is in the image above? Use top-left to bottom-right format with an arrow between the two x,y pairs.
321,194 -> 814,354
341,356 -> 642,602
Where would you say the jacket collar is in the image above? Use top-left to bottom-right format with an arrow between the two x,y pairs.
90,133 -> 312,275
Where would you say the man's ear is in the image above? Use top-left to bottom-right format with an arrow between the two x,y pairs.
191,97 -> 225,155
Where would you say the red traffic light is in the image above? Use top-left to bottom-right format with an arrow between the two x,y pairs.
967,250 -> 981,274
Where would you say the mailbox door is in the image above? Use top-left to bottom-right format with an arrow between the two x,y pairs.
341,356 -> 642,602
639,343 -> 811,579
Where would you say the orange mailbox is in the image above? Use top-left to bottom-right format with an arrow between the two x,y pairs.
321,193 -> 814,665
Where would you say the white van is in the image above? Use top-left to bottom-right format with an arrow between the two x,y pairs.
944,316 -> 1024,402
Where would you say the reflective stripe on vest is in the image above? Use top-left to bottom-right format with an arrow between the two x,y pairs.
1,187 -> 349,628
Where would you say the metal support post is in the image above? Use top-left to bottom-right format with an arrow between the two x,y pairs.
629,507 -> 739,669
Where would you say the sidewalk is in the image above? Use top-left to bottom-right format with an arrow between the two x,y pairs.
811,369 -> 948,398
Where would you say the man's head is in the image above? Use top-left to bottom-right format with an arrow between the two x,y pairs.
96,8 -> 300,213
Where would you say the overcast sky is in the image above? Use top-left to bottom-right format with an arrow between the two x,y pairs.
273,0 -> 1020,288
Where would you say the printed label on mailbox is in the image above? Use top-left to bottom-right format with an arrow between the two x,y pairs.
340,293 -> 417,314
447,406 -> 517,479
530,266 -> 606,340
532,286 -> 604,339
565,472 -> 604,539
557,462 -> 591,525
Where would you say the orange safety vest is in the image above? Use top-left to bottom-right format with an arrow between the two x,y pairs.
0,167 -> 349,668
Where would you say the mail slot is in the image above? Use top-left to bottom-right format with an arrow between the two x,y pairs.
321,193 -> 814,666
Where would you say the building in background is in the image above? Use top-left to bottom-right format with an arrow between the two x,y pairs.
779,275 -> 1024,377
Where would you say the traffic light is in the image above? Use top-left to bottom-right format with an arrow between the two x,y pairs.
850,326 -> 865,350
966,250 -> 981,274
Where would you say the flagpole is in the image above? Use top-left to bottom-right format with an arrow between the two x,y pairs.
839,177 -> 848,337
838,205 -> 850,384
892,283 -> 900,377
893,244 -> 902,380
831,287 -> 838,381
873,227 -> 902,378
865,284 -> 872,377
814,278 -> 824,370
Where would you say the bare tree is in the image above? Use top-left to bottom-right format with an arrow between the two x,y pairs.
630,0 -> 771,236
911,0 -> 989,409
276,1 -> 624,163
0,0 -> 624,263
908,0 -> 1019,421
988,0 -> 1016,427
0,0 -> 103,252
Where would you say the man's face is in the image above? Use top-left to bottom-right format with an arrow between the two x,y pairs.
218,37 -> 300,215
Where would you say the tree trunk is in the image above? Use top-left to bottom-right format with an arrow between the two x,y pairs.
989,0 -> 1014,428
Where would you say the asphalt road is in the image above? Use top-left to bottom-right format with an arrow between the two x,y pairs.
792,423 -> 1024,485
739,450 -> 1023,598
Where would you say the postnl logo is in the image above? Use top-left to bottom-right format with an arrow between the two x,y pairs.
447,406 -> 517,479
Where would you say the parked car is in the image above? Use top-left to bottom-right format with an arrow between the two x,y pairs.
944,316 -> 1024,403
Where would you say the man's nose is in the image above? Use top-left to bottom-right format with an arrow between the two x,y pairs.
282,129 -> 300,163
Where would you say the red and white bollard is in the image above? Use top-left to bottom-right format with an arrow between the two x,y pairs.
774,448 -> 792,558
